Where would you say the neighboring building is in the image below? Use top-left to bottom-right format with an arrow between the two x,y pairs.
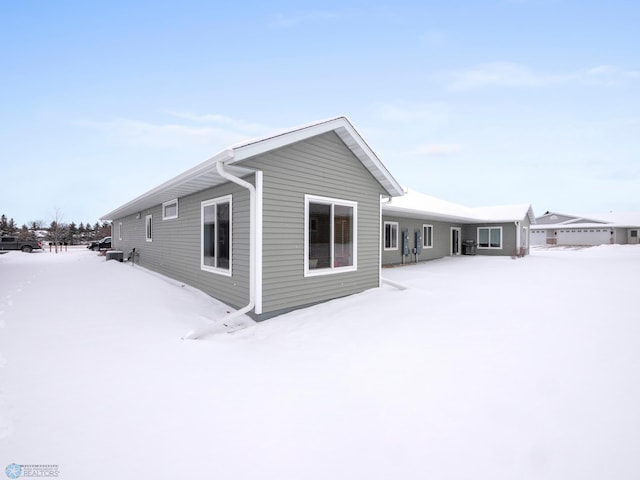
382,189 -> 535,264
531,211 -> 640,246
102,117 -> 404,320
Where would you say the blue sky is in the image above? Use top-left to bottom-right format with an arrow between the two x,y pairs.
1,0 -> 639,227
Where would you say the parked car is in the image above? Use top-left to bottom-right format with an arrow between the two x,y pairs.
0,236 -> 43,253
87,236 -> 111,251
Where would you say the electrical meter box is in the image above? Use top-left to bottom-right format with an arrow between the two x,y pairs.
414,229 -> 423,255
401,228 -> 410,256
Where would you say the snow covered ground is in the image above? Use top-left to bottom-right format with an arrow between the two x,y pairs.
1,245 -> 639,479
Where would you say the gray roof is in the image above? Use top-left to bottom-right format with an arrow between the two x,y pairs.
102,116 -> 404,220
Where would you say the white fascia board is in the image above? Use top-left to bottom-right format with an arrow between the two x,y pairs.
229,116 -> 404,198
101,150 -> 234,220
383,205 -> 480,223
334,123 -> 404,198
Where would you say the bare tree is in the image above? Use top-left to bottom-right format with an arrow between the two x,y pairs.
48,208 -> 67,253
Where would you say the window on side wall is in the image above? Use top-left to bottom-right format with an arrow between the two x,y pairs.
163,199 -> 178,220
145,215 -> 153,242
118,222 -> 123,241
423,224 -> 433,248
201,195 -> 232,276
477,227 -> 502,249
384,221 -> 398,250
305,195 -> 357,276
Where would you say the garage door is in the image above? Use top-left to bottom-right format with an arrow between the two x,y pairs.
557,229 -> 611,246
530,229 -> 547,245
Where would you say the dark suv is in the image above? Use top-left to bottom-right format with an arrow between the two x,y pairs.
87,236 -> 112,251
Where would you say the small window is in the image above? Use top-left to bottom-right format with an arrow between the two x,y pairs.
145,215 -> 153,242
201,196 -> 232,276
163,199 -> 178,220
305,195 -> 357,276
423,224 -> 433,248
384,222 -> 398,250
478,227 -> 502,249
118,222 -> 123,241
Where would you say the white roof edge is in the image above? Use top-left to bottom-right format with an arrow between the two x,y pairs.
383,204 -> 480,223
230,116 -> 404,197
102,116 -> 404,220
101,149 -> 234,220
383,188 -> 534,223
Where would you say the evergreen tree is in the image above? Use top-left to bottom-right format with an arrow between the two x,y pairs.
0,215 -> 8,235
68,222 -> 78,244
98,221 -> 111,238
85,222 -> 94,240
18,225 -> 33,241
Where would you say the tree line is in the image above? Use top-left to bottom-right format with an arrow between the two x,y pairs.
0,214 -> 111,245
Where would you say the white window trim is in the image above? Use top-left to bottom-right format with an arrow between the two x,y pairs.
118,222 -> 123,241
477,226 -> 503,249
304,194 -> 357,277
201,195 -> 232,277
145,214 -> 153,242
423,224 -> 433,248
162,198 -> 178,220
383,221 -> 399,251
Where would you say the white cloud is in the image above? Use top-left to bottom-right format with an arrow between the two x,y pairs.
162,111 -> 270,133
414,143 -> 463,157
376,103 -> 452,125
447,62 -> 569,90
78,114 -> 272,150
268,11 -> 341,28
445,62 -> 640,91
585,65 -> 640,86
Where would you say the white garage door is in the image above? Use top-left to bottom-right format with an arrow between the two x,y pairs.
557,229 -> 611,246
530,230 -> 547,245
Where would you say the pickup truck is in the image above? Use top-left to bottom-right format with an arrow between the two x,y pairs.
0,236 -> 43,253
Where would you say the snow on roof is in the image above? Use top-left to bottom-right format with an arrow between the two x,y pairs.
580,211 -> 640,226
384,189 -> 535,224
531,211 -> 640,229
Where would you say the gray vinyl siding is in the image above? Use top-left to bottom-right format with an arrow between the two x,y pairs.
242,131 -> 386,314
111,181 -> 251,310
464,222 -> 517,256
381,215 -> 460,265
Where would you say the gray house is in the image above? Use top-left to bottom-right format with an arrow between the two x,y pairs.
382,189 -> 535,264
102,117 -> 404,324
531,211 -> 640,246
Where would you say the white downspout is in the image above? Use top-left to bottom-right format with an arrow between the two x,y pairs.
183,160 -> 256,340
379,194 -> 408,291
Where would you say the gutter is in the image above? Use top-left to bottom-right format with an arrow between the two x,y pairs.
183,159 -> 259,340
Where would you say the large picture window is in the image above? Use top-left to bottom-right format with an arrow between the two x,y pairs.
305,195 -> 357,276
201,196 -> 232,275
478,227 -> 502,249
384,222 -> 398,250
